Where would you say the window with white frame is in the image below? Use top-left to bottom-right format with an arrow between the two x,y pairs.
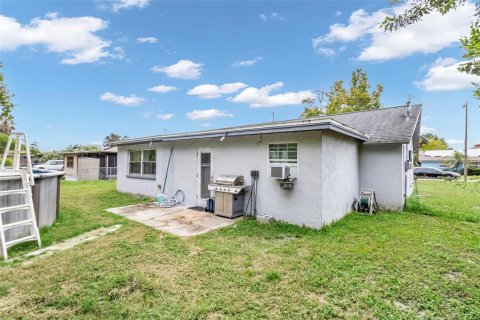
269,143 -> 298,164
129,150 -> 156,175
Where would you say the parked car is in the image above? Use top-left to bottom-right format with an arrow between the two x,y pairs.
33,160 -> 64,171
414,167 -> 460,178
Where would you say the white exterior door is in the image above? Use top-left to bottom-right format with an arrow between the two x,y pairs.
197,148 -> 212,205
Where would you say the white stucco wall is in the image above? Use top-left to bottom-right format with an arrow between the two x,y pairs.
320,131 -> 360,226
403,141 -> 415,197
359,143 -> 404,210
117,130 -> 362,228
116,142 -> 165,196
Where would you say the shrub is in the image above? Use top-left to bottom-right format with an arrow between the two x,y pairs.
468,167 -> 480,176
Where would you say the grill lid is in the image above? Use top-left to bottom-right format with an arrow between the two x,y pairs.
213,175 -> 244,186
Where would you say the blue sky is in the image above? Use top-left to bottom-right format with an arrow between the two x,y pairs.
0,0 -> 478,151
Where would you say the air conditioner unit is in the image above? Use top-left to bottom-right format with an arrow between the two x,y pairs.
269,165 -> 290,179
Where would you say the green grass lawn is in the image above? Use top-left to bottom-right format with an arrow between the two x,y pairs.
407,179 -> 480,223
0,180 -> 479,319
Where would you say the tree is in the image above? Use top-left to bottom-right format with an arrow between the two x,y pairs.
301,68 -> 383,117
39,151 -> 63,162
301,91 -> 327,118
64,144 -> 100,152
382,1 -> 480,98
0,62 -> 15,134
103,133 -> 129,147
29,141 -> 41,156
443,150 -> 465,170
420,133 -> 450,150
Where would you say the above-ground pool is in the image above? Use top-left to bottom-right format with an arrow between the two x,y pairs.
0,170 -> 64,246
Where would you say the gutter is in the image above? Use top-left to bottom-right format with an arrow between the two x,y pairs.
114,119 -> 369,146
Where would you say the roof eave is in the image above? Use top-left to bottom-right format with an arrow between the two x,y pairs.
116,120 -> 369,146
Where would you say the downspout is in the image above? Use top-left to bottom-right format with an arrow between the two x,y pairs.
162,146 -> 173,194
319,133 -> 323,226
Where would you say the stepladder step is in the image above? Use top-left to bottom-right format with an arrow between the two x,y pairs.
2,219 -> 33,231
0,188 -> 28,196
0,203 -> 30,214
5,235 -> 37,248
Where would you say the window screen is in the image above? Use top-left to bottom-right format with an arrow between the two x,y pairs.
129,151 -> 142,174
269,143 -> 298,164
142,150 -> 156,175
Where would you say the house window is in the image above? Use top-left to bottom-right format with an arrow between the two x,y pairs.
143,150 -> 156,175
66,157 -> 74,168
129,151 -> 142,174
269,143 -> 298,164
128,150 -> 156,176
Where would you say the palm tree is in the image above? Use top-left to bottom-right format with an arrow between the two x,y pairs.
443,151 -> 464,170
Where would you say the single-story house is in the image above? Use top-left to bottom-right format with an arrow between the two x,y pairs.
419,148 -> 480,169
20,154 -> 43,167
63,147 -> 117,181
114,105 -> 421,228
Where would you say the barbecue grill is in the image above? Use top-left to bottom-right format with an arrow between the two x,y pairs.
208,175 -> 248,218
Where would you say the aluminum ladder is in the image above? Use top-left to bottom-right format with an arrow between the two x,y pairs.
0,133 -> 41,260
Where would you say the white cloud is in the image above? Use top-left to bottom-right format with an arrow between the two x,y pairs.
201,123 -> 212,127
259,12 -> 285,22
148,85 -> 178,93
315,47 -> 335,57
230,82 -> 315,108
447,139 -> 464,147
151,60 -> 203,79
313,1 -> 475,61
0,13 -> 120,64
232,57 -> 262,67
100,92 -> 145,106
141,111 -> 152,119
112,0 -> 150,12
414,57 -> 478,91
314,9 -> 386,45
110,46 -> 126,60
186,109 -> 234,120
44,124 -> 64,130
420,126 -> 436,134
156,113 -> 174,120
335,11 -> 342,17
187,82 -> 247,99
137,36 -> 157,44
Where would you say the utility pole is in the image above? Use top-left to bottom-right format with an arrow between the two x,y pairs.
463,101 -> 468,182
271,112 -> 275,122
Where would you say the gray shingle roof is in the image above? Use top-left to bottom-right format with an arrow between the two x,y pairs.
312,104 -> 421,144
115,105 -> 421,146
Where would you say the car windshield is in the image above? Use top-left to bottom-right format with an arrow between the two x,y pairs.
44,160 -> 55,165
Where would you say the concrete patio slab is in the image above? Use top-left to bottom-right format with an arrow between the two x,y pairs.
106,203 -> 237,237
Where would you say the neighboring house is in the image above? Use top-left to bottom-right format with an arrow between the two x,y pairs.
419,148 -> 480,169
115,105 -> 421,228
20,154 -> 43,167
63,147 -> 117,181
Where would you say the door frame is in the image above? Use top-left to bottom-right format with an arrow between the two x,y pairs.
197,148 -> 213,204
